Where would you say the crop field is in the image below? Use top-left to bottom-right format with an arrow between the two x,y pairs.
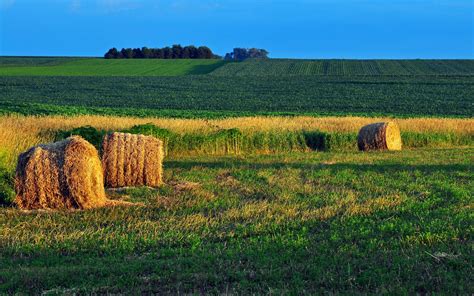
0,57 -> 473,293
0,58 -> 226,76
0,75 -> 473,117
0,58 -> 473,117
211,59 -> 474,76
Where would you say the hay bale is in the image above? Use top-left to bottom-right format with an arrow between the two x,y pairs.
357,122 -> 402,151
102,132 -> 164,188
15,136 -> 107,210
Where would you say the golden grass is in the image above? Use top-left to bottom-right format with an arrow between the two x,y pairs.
0,114 -> 472,169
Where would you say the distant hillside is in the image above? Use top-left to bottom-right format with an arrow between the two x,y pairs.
211,59 -> 474,76
0,58 -> 226,76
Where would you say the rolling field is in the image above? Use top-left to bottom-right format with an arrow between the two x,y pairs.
1,58 -> 473,117
211,59 -> 474,76
1,149 -> 472,294
1,75 -> 473,117
0,58 -> 226,76
0,57 -> 473,293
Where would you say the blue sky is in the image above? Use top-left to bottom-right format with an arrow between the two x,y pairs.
0,0 -> 472,58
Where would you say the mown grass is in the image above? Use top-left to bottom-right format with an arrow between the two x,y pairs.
0,58 -> 227,76
0,149 -> 472,294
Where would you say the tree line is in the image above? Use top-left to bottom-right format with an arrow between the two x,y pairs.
104,45 -> 270,60
104,45 -> 219,59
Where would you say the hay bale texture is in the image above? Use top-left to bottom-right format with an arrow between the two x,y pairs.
15,136 -> 107,210
102,132 -> 164,188
357,122 -> 402,151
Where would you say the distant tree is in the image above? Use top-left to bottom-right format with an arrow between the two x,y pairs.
182,46 -> 191,59
224,48 -> 269,61
224,52 -> 233,61
142,47 -> 152,58
187,45 -> 198,59
172,44 -> 183,58
163,47 -> 172,59
133,48 -> 144,58
198,46 -> 213,59
104,47 -> 119,59
248,48 -> 269,59
121,48 -> 134,59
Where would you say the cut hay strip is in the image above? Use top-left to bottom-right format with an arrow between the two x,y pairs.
102,132 -> 164,188
15,136 -> 107,210
357,122 -> 402,151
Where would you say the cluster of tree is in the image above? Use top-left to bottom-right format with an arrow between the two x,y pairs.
104,45 -> 220,59
224,48 -> 269,61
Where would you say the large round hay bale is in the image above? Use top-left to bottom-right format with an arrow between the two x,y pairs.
15,136 -> 107,210
357,122 -> 402,151
102,132 -> 164,188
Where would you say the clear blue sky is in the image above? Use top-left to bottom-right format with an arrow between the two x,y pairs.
0,0 -> 473,58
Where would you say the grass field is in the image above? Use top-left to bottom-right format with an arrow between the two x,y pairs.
0,58 -> 226,76
0,57 -> 472,293
0,58 -> 473,117
1,149 -> 472,294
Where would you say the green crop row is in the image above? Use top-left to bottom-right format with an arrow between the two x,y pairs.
1,75 -> 473,117
211,59 -> 474,76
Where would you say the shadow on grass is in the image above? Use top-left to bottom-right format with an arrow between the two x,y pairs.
187,61 -> 228,75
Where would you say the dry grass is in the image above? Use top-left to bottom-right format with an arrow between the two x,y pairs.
14,136 -> 107,210
357,122 -> 402,151
102,132 -> 164,188
0,114 -> 472,168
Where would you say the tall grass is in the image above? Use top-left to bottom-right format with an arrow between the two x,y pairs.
0,115 -> 472,169
57,124 -> 473,157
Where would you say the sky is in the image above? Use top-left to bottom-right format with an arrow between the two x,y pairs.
0,0 -> 473,59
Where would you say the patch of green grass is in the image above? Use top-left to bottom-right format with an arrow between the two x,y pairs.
0,58 -> 227,76
0,149 -> 472,294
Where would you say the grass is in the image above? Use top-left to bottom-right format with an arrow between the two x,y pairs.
0,58 -> 227,76
1,149 -> 472,294
0,115 -> 472,169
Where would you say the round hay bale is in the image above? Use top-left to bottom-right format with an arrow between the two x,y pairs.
15,136 -> 107,210
102,132 -> 164,188
357,122 -> 402,151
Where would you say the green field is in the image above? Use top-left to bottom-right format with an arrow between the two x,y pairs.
0,57 -> 472,293
1,75 -> 473,117
1,149 -> 472,294
0,58 -> 226,76
211,59 -> 474,76
2,57 -> 473,76
0,58 -> 473,117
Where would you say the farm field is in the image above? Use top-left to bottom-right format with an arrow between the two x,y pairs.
211,59 -> 474,76
0,57 -> 473,294
1,148 -> 472,294
1,75 -> 473,117
1,58 -> 473,117
0,58 -> 226,76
